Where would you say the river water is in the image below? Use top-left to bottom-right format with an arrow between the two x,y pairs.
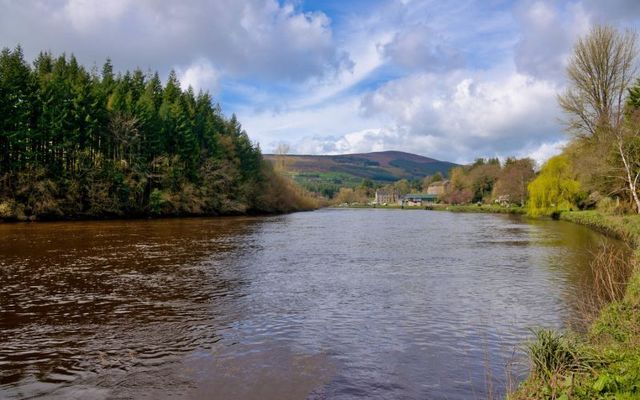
0,209 -> 618,399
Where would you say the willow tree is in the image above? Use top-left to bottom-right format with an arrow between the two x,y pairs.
527,155 -> 582,217
559,25 -> 640,212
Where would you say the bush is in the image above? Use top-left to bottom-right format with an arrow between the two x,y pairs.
15,167 -> 61,218
597,197 -> 620,215
0,200 -> 15,219
527,329 -> 584,381
252,161 -> 318,213
148,188 -> 167,215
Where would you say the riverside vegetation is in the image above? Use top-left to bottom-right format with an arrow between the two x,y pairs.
511,211 -> 640,399
0,47 -> 317,221
510,26 -> 640,399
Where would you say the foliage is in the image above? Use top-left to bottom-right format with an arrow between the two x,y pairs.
0,47 -> 315,219
527,155 -> 583,216
438,157 -> 527,205
526,329 -> 597,383
333,187 -> 369,205
558,25 -> 640,213
597,197 -> 622,214
437,203 -> 525,214
467,160 -> 501,202
393,179 -> 412,196
421,172 -> 443,191
492,158 -> 535,206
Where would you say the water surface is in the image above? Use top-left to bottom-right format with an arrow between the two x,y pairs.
0,209 -> 619,399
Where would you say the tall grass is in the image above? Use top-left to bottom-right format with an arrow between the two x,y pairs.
524,329 -> 603,398
576,241 -> 635,326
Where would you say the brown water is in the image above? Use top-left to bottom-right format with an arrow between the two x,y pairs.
0,209 -> 619,399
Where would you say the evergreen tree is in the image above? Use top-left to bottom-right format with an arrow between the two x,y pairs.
0,47 -> 317,219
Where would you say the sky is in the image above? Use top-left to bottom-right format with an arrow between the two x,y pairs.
2,0 -> 640,164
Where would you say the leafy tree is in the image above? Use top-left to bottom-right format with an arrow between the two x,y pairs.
393,179 -> 412,195
527,155 -> 582,216
492,158 -> 535,206
468,161 -> 501,202
421,172 -> 443,192
444,166 -> 473,204
558,25 -> 640,212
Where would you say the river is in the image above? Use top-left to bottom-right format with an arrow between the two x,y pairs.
0,208 -> 620,399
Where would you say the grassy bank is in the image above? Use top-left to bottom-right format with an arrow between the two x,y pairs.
431,203 -> 525,214
334,203 -> 525,214
511,211 -> 640,399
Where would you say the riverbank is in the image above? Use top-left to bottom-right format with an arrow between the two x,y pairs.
334,203 -> 526,214
511,210 -> 640,399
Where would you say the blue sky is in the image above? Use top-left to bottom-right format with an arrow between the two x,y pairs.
2,0 -> 640,163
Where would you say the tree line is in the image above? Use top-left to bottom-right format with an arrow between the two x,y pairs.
527,25 -> 640,216
0,47 -> 316,220
330,156 -> 535,206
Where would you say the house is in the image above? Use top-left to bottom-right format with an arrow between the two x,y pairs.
374,189 -> 398,205
426,180 -> 450,196
399,193 -> 438,206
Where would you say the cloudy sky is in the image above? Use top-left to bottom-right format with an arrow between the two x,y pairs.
2,0 -> 640,163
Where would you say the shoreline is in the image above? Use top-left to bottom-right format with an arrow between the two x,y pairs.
0,207 -> 318,224
332,203 -> 526,214
513,210 -> 640,399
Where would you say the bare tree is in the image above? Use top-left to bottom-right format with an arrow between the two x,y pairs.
109,113 -> 140,165
559,25 -> 640,212
274,142 -> 290,172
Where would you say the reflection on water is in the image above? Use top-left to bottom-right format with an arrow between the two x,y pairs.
0,209 -> 623,399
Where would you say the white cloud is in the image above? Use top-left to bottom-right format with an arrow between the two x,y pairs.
517,139 -> 568,167
581,0 -> 640,22
61,0 -> 132,31
296,128 -> 400,155
238,96 -> 373,153
514,0 -> 589,81
176,59 -> 219,94
358,67 -> 561,158
0,0 -> 346,82
383,23 -> 464,72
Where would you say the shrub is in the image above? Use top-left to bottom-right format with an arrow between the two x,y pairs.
597,197 -> 620,215
0,200 -> 15,219
526,329 -> 598,384
149,188 -> 168,215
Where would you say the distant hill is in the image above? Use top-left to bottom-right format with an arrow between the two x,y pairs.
264,151 -> 459,198
264,150 -> 459,182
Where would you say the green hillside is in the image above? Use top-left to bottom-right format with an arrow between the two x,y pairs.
264,151 -> 459,197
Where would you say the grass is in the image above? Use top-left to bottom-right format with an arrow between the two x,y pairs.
510,211 -> 640,399
333,203 -> 526,214
432,203 -> 526,214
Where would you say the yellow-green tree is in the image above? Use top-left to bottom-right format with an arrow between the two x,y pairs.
527,155 -> 582,216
